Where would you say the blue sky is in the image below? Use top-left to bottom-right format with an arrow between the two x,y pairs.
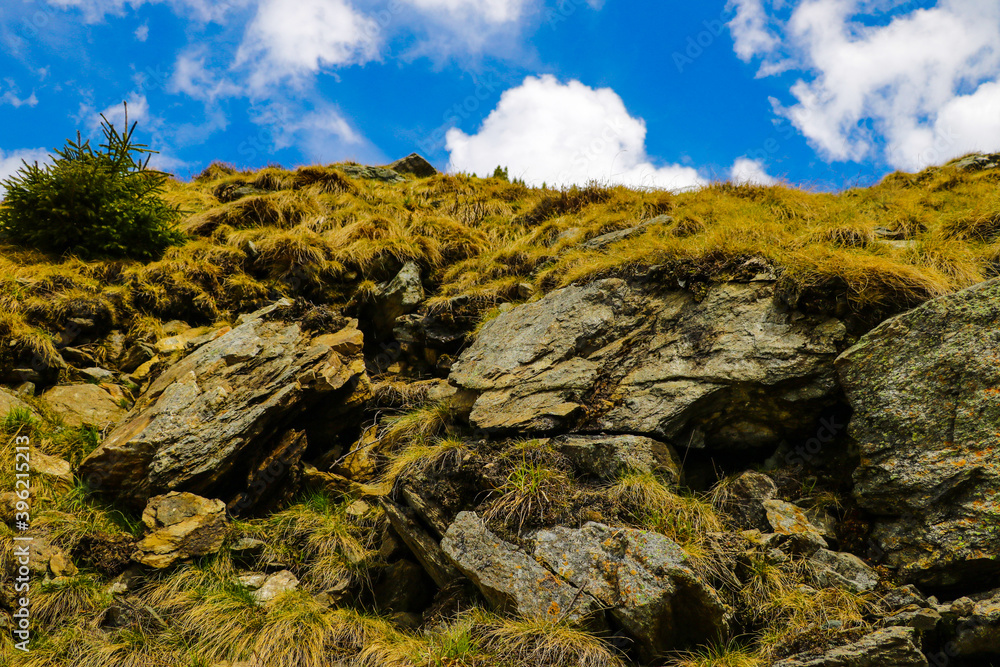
1,0 -> 998,193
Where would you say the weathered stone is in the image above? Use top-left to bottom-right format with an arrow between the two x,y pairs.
552,433 -> 681,483
949,589 -> 1000,656
59,346 -> 98,368
134,492 -> 227,568
0,388 -> 33,419
380,499 -> 461,589
441,512 -> 606,628
809,549 -> 878,593
883,606 -> 940,631
451,279 -> 845,450
837,278 -> 1000,588
773,626 -> 927,667
32,451 -> 73,486
251,570 -> 299,604
386,153 -> 437,178
371,262 -> 425,338
763,499 -> 828,554
40,383 -> 125,429
155,325 -> 231,356
531,522 -> 728,660
77,367 -> 116,383
78,301 -> 367,510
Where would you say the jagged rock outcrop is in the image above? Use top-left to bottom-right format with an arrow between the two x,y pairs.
439,511 -> 729,660
440,512 -> 607,628
773,626 -> 927,666
837,278 -> 1000,588
133,492 -> 228,568
78,301 -> 368,511
386,153 -> 437,178
532,522 -> 729,661
451,278 -> 846,450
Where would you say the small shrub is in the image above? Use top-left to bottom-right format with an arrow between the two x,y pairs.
0,104 -> 185,260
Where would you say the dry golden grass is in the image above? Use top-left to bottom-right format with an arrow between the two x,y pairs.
2,156 -> 998,380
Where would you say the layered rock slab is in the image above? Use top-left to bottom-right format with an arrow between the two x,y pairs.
837,278 -> 1000,588
78,301 -> 367,510
440,512 -> 606,628
532,522 -> 729,661
773,626 -> 927,667
451,278 -> 845,450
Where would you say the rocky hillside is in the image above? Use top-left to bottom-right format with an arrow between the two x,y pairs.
1,153 -> 999,666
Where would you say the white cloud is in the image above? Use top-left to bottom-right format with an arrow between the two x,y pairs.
45,0 -> 246,23
170,50 -> 241,102
727,0 -> 779,62
445,75 -> 706,190
729,157 -> 778,185
0,79 -> 39,108
0,148 -> 52,198
402,0 -> 528,24
729,0 -> 1000,169
236,0 -> 380,87
135,22 -> 149,41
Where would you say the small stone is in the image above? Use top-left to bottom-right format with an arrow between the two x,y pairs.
49,550 -> 78,577
950,596 -> 975,617
251,570 -> 299,604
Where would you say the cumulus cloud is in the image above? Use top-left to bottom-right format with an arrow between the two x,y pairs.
728,0 -> 1000,170
446,75 -> 705,190
727,0 -> 779,62
729,157 -> 778,185
0,148 -> 52,197
236,0 -> 380,86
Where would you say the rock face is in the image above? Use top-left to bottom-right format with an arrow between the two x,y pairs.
134,492 -> 227,568
451,278 -> 846,450
40,383 -> 125,429
532,522 -> 729,661
763,499 -> 828,554
78,301 -> 368,510
837,278 -> 1000,588
773,627 -> 927,667
440,512 -> 606,628
439,512 -> 728,659
551,433 -> 681,483
386,153 -> 437,178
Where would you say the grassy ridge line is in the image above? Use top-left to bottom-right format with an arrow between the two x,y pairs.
1,157 -> 999,377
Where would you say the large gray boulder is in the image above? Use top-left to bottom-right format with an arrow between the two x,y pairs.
773,627 -> 927,666
440,512 -> 606,628
78,301 -> 368,511
532,522 -> 729,661
837,278 -> 1000,588
451,278 -> 845,450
